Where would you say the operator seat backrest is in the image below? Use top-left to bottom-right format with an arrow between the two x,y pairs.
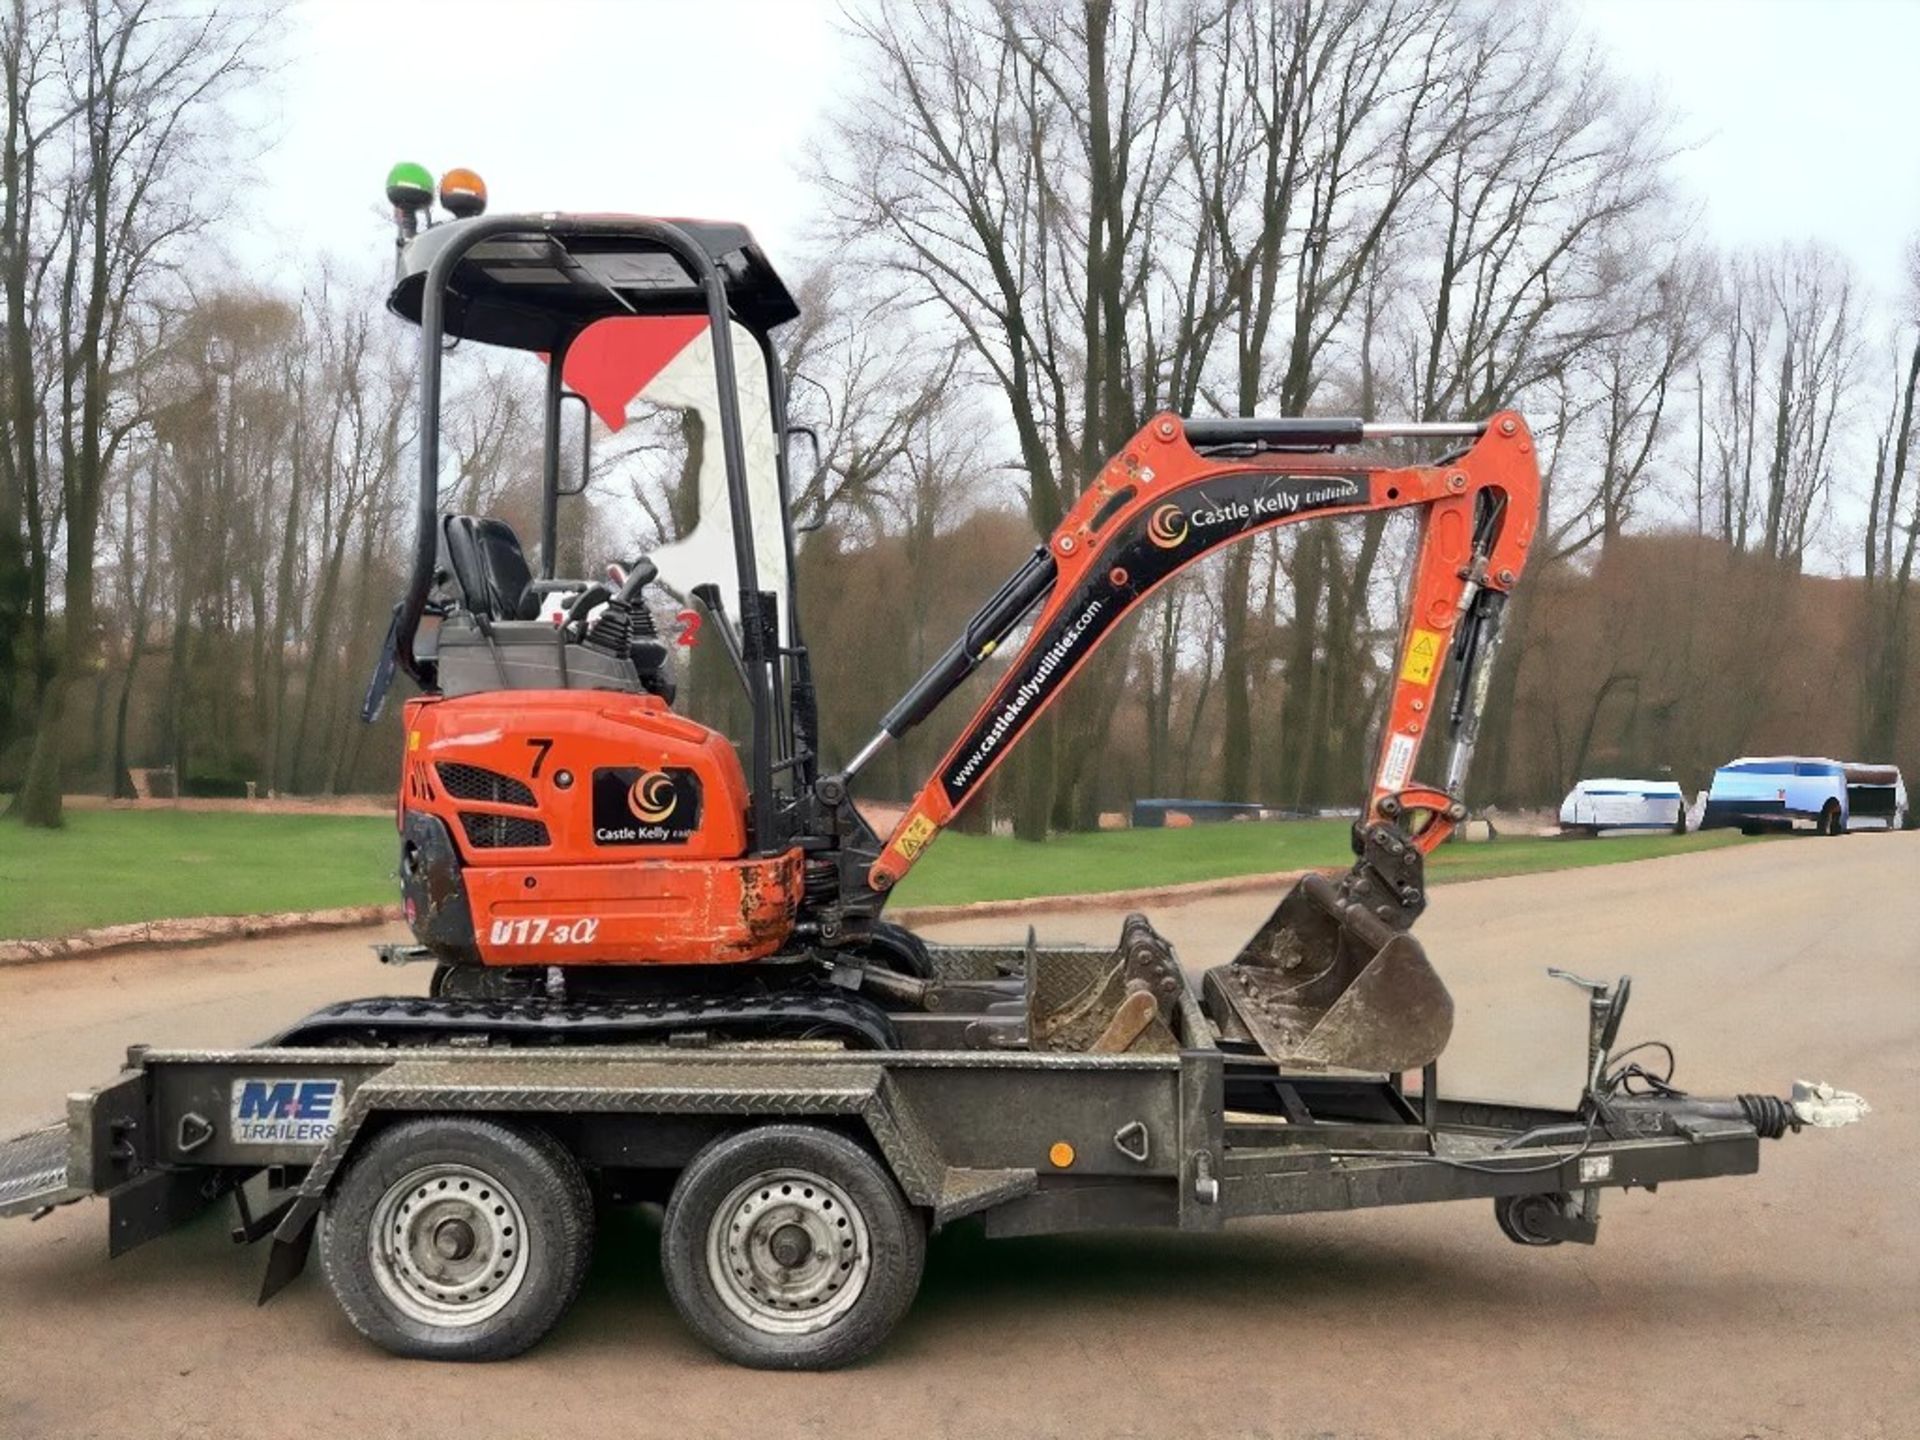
444,515 -> 537,622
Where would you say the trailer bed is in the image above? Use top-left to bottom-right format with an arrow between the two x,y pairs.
0,940 -> 1845,1368
1,1036 -> 1763,1241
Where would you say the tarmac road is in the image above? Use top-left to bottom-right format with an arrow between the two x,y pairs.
2,834 -> 1914,1440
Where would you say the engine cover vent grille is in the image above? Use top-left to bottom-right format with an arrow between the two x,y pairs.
458,812 -> 551,849
406,761 -> 435,804
437,763 -> 535,807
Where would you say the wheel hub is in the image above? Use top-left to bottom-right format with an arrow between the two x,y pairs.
432,1217 -> 477,1261
370,1162 -> 529,1326
768,1222 -> 814,1268
706,1167 -> 871,1335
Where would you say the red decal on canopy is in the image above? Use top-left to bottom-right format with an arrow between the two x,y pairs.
562,315 -> 708,431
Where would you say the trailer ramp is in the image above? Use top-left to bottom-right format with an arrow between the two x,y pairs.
0,1121 -> 80,1218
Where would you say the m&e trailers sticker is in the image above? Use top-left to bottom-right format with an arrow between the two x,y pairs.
230,1077 -> 343,1145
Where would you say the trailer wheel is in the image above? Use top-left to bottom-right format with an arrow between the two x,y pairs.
318,1116 -> 594,1361
1819,801 -> 1846,837
661,1125 -> 924,1370
1494,1192 -> 1566,1247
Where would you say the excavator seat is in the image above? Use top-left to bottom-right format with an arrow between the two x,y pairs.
434,514 -> 673,697
444,515 -> 542,622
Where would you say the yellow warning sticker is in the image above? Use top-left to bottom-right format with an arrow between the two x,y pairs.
894,812 -> 938,861
408,730 -> 421,752
1400,628 -> 1443,685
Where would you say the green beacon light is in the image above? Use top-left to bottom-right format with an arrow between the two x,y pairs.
386,161 -> 434,215
385,161 -> 434,245
385,161 -> 435,281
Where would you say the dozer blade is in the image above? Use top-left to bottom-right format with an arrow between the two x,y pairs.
1201,869 -> 1453,1073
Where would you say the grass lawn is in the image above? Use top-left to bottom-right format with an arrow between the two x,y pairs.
0,809 -> 395,940
890,821 -> 1761,907
0,807 -> 1762,940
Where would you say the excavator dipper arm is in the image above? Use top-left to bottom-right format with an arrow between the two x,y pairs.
849,411 -> 1540,894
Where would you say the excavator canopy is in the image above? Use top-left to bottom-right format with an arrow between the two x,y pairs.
386,215 -> 800,348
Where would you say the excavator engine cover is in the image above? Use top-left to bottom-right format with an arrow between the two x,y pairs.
1202,825 -> 1453,1072
398,691 -> 802,967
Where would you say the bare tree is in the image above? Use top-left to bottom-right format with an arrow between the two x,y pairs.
146,286 -> 297,789
1171,0 -> 1469,804
1860,236 -> 1920,762
0,0 -> 76,760
7,0 -> 273,825
1763,250 -> 1858,568
782,268 -> 970,532
1542,240 -> 1712,558
821,0 -> 1194,834
100,430 -> 161,795
1702,244 -> 1861,569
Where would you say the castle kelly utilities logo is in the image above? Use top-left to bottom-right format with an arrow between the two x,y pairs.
593,766 -> 701,845
1146,502 -> 1189,549
627,769 -> 679,823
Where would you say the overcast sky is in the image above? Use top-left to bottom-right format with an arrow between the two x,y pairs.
247,0 -> 1918,571
251,0 -> 848,270
256,0 -> 1919,309
1575,0 -> 1919,304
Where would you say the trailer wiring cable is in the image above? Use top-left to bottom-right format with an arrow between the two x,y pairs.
1315,1108 -> 1603,1177
1308,1033 -> 1683,1177
1600,1040 -> 1683,1097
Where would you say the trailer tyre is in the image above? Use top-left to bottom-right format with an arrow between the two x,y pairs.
318,1116 -> 594,1361
662,1125 -> 924,1370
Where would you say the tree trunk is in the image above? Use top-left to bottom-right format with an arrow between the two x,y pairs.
1274,530 -> 1326,804
1216,547 -> 1254,800
1014,712 -> 1055,843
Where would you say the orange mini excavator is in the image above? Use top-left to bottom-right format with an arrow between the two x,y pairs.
340,168 -> 1539,1073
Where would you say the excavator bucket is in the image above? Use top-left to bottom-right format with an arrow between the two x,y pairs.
1030,914 -> 1185,1055
1201,866 -> 1454,1073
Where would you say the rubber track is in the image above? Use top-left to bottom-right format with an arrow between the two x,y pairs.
269,989 -> 900,1051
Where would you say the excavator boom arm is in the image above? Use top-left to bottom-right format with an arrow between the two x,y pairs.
856,411 -> 1540,893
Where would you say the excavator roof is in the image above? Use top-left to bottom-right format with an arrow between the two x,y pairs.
386,213 -> 800,350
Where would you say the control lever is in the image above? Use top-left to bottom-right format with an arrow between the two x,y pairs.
690,583 -> 753,697
613,557 -> 657,607
575,558 -> 656,659
561,583 -> 612,634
